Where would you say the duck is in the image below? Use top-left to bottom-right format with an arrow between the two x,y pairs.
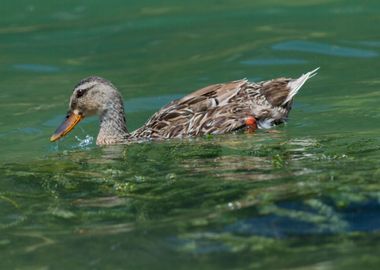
50,68 -> 318,145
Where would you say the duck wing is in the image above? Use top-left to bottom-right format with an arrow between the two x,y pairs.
131,80 -> 252,139
176,79 -> 247,108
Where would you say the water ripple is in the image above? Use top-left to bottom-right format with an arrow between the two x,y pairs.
272,40 -> 378,58
125,94 -> 184,113
13,64 -> 61,73
241,58 -> 307,66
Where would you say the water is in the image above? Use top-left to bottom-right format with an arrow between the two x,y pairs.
1,1 -> 380,269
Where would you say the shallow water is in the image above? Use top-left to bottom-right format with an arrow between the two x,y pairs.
1,1 -> 380,269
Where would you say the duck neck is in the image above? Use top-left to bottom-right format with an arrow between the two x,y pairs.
97,101 -> 129,145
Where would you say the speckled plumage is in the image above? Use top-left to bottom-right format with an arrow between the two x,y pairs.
53,69 -> 318,145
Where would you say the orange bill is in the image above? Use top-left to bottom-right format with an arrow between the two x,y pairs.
50,112 -> 83,142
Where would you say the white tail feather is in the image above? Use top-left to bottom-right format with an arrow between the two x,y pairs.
282,67 -> 319,105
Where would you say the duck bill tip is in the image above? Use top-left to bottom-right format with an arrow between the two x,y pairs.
50,134 -> 61,142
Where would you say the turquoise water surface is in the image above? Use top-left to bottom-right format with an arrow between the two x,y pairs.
1,1 -> 380,269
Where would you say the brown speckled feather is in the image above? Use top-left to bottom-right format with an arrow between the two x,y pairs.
131,80 -> 250,139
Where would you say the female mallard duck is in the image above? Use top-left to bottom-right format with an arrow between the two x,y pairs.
50,68 -> 318,145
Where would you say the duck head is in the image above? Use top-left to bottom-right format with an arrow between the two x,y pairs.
50,76 -> 127,142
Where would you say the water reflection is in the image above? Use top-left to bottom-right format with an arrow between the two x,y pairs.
1,132 -> 380,268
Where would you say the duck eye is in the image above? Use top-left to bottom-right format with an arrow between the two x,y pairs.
76,89 -> 86,98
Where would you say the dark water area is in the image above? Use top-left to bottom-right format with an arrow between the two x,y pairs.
1,1 -> 380,269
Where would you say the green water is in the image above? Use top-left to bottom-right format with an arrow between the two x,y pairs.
1,0 -> 380,269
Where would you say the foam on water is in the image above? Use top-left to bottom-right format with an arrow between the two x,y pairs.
74,135 -> 94,149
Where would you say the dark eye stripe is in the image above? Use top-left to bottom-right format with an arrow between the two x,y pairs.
75,84 -> 96,98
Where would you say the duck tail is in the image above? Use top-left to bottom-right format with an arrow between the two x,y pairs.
282,67 -> 319,105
